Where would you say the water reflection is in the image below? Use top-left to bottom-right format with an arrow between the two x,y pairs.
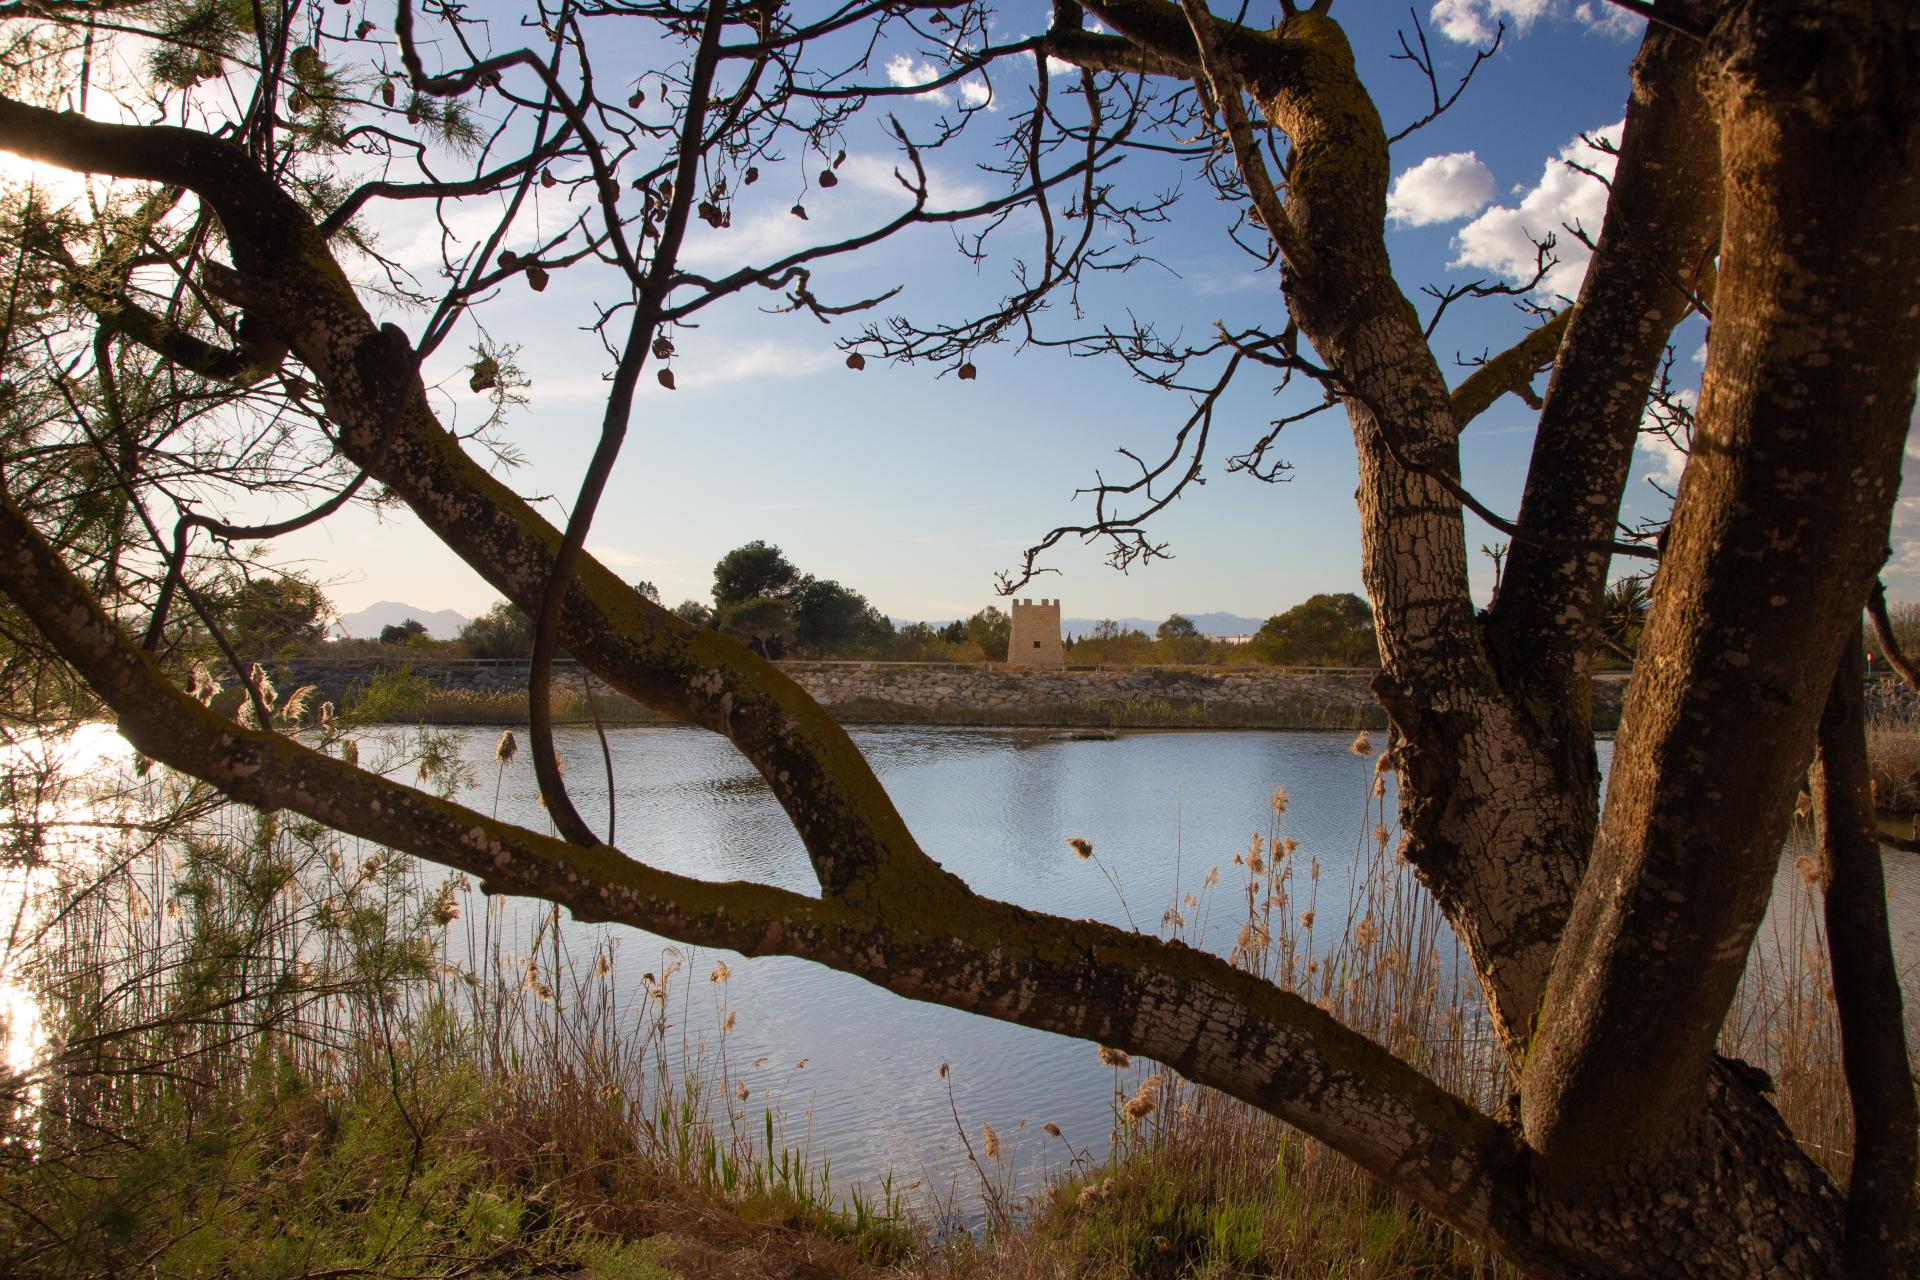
449,725 -> 1416,1198
446,725 -> 1920,1201
8,723 -> 1918,1208
0,725 -> 140,1079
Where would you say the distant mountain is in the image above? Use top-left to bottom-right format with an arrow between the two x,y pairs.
333,601 -> 471,640
891,611 -> 1268,638
1061,612 -> 1266,639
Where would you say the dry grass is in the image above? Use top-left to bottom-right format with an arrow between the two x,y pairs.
0,735 -> 905,1279
343,667 -> 667,726
1867,709 -> 1920,813
917,748 -> 1513,1280
912,744 -> 1888,1280
0,730 -> 1890,1280
1716,824 -> 1859,1179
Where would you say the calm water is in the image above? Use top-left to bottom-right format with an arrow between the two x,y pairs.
457,725 -> 1401,1203
438,725 -> 1920,1204
6,725 -> 1915,1211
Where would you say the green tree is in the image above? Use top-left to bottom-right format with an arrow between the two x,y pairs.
1598,576 -> 1651,665
671,599 -> 714,629
791,578 -> 891,656
458,602 -> 535,659
1156,614 -> 1208,664
712,541 -> 800,611
1074,620 -> 1154,665
964,607 -> 1011,663
717,596 -> 795,660
890,622 -> 952,662
1250,594 -> 1378,667
378,618 -> 428,646
226,575 -> 332,656
634,580 -> 662,604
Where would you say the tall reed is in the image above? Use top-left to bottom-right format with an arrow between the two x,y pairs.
935,733 -> 1894,1280
0,725 -> 1897,1280
0,729 -> 904,1278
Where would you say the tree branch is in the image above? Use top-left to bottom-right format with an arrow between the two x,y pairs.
1813,618 -> 1918,1279
1449,308 -> 1569,430
1173,0 -> 1302,264
1484,25 -> 1718,729
1866,579 -> 1920,693
522,0 -> 731,850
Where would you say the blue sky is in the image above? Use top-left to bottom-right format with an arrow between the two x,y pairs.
258,1 -> 1750,624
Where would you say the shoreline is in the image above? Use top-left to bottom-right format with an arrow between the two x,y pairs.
258,655 -> 1631,733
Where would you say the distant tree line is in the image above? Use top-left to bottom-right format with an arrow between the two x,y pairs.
228,552 -> 1401,668
261,561 -> 1920,677
1065,594 -> 1380,668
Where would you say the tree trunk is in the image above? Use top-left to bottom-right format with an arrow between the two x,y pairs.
1522,0 -> 1920,1184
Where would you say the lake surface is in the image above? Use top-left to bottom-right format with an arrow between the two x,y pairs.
7,725 -> 1917,1214
436,725 -> 1920,1207
458,724 -> 1410,1205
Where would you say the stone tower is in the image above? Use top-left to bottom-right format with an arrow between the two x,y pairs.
1007,598 -> 1065,667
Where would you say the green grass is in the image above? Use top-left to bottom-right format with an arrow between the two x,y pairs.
340,667 -> 668,725
0,727 -> 1871,1280
0,742 -> 905,1280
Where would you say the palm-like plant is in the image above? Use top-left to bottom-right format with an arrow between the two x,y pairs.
1599,575 -> 1652,663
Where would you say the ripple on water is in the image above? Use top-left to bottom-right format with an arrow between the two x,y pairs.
11,724 -> 1918,1214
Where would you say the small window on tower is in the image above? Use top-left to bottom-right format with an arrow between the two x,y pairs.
1033,640 -> 1042,648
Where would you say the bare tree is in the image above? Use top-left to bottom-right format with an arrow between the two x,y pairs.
0,0 -> 1916,1276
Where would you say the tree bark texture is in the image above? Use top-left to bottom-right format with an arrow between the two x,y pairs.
1521,0 -> 1920,1182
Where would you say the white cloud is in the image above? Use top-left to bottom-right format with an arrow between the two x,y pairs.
1429,0 -> 1551,43
1012,47 -> 1077,78
675,339 -> 838,389
837,153 -> 986,209
372,188 -> 558,275
675,151 -> 987,272
556,339 -> 840,400
1637,432 -> 1687,490
1573,2 -> 1645,39
960,79 -> 993,109
1451,121 -> 1621,298
1387,151 -> 1495,226
677,204 -> 818,271
886,54 -> 953,104
1433,0 -> 1641,43
586,544 -> 671,569
1635,386 -> 1695,489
